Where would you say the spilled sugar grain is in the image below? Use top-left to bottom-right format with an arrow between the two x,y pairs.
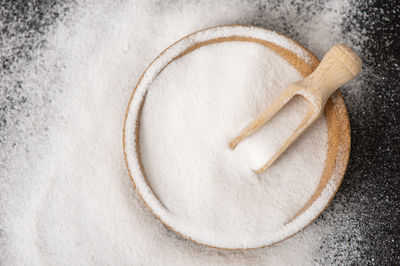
0,0 -> 370,264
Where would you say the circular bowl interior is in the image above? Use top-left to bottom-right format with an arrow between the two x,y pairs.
123,25 -> 351,250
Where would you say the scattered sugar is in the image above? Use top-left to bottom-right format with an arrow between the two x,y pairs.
0,0 -> 374,264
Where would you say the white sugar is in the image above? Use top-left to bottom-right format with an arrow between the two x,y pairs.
1,0 -> 367,264
139,40 -> 328,248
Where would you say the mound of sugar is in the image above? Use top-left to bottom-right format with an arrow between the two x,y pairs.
1,0 -> 367,263
138,39 -> 328,248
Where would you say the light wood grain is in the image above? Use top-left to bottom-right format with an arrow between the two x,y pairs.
124,25 -> 353,250
230,44 -> 362,173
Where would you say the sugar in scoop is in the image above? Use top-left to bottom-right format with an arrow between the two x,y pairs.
230,44 -> 361,173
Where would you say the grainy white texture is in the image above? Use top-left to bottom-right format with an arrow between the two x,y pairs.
135,37 -> 328,248
0,0 -> 368,265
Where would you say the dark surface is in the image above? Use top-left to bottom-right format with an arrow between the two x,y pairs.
304,0 -> 400,264
333,1 -> 400,264
1,0 -> 399,264
339,1 -> 400,264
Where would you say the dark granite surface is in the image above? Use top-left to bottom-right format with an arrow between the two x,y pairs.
316,1 -> 400,264
1,0 -> 399,264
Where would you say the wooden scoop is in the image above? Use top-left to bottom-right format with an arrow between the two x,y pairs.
229,44 -> 362,173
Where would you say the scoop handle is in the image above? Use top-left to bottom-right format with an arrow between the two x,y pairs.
300,44 -> 362,104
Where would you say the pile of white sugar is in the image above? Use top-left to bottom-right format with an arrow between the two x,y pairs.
138,38 -> 328,248
1,0 -> 368,264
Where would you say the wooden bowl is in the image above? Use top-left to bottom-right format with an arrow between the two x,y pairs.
123,25 -> 350,250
